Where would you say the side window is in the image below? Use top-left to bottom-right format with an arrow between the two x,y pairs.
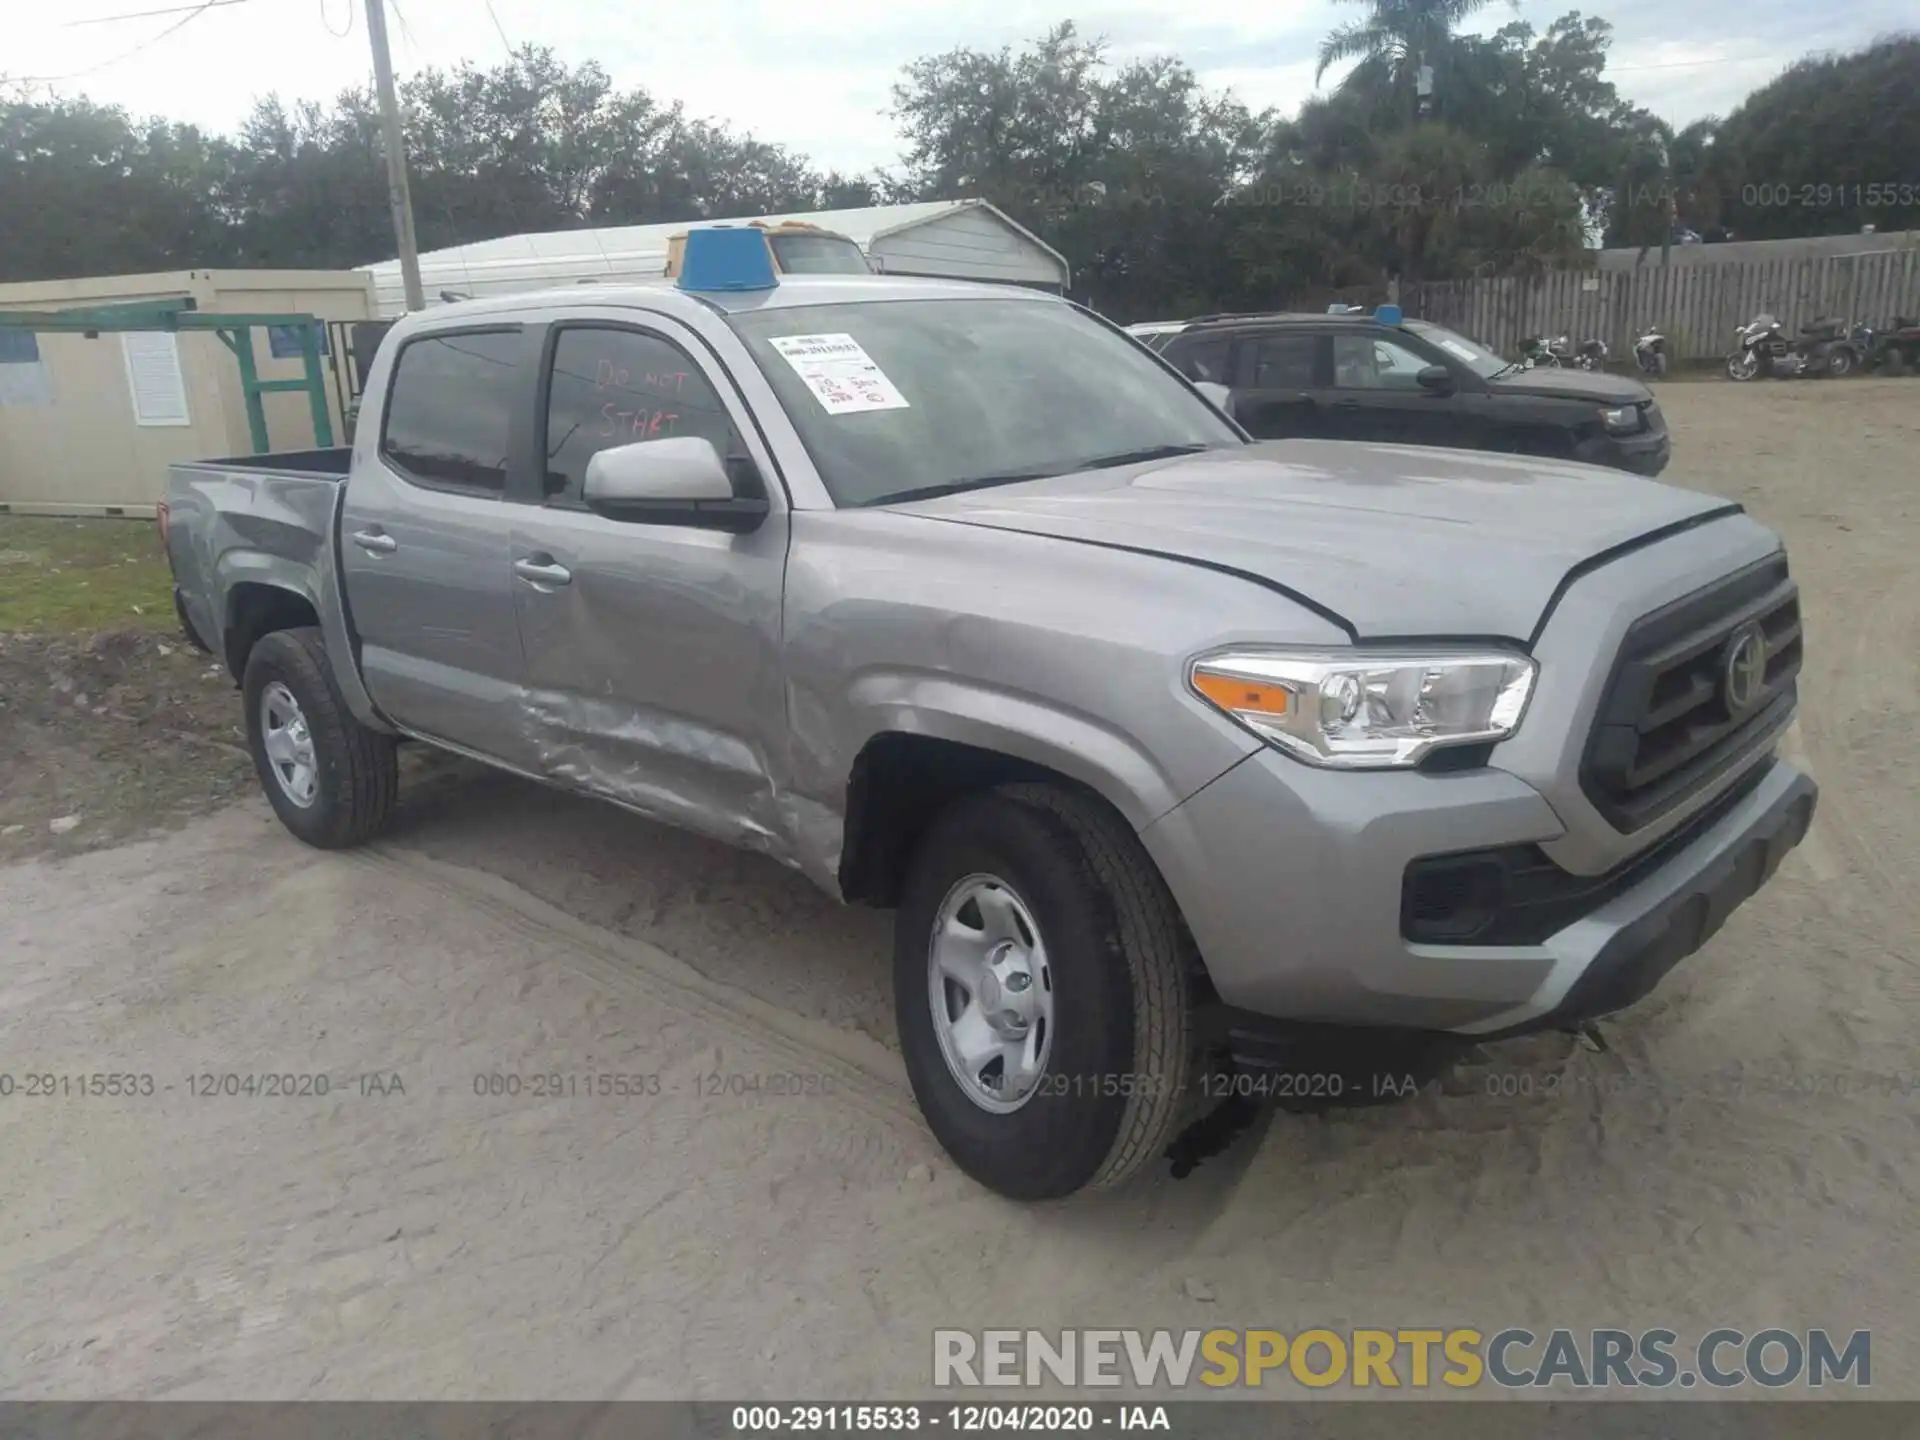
542,326 -> 742,502
1170,335 -> 1232,384
1248,334 -> 1318,389
380,330 -> 522,493
1332,333 -> 1432,390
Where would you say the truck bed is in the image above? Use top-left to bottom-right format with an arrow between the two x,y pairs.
183,447 -> 353,481
165,451 -> 354,669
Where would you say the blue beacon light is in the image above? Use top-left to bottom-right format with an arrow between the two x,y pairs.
676,226 -> 780,293
1373,303 -> 1403,326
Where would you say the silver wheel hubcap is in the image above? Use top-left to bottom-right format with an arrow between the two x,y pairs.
928,874 -> 1055,1114
260,681 -> 319,808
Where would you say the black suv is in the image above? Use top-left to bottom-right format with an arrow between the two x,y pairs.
1154,309 -> 1671,476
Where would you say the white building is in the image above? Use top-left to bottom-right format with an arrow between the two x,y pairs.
358,200 -> 1071,316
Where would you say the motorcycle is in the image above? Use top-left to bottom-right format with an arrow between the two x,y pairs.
1728,314 -> 1863,381
1567,336 -> 1608,371
1799,317 -> 1866,378
1518,336 -> 1561,368
1727,314 -> 1787,380
1863,316 -> 1920,375
1527,333 -> 1607,370
1633,329 -> 1669,377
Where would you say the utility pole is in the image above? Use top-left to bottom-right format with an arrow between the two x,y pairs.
365,0 -> 425,311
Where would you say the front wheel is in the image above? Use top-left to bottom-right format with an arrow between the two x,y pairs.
243,627 -> 398,849
1826,347 -> 1856,378
1727,349 -> 1761,382
894,785 -> 1194,1200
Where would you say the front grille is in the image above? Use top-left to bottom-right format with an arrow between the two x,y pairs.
1582,554 -> 1801,832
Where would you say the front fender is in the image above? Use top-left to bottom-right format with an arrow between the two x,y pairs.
839,669 -> 1207,830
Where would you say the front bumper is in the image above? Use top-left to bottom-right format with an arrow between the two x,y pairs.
1141,749 -> 1814,1037
1585,425 -> 1671,476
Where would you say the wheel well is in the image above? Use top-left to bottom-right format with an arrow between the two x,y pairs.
224,583 -> 320,682
839,734 -> 1069,907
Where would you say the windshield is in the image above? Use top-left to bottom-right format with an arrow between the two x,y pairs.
767,233 -> 872,275
728,299 -> 1243,507
1403,319 -> 1511,379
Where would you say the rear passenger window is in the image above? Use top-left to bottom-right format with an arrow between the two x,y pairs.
1170,335 -> 1232,383
380,330 -> 522,493
1249,334 -> 1318,389
542,327 -> 743,502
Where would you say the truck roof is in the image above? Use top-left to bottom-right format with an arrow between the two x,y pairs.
398,273 -> 1059,329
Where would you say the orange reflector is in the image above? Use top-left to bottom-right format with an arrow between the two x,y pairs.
1193,669 -> 1290,716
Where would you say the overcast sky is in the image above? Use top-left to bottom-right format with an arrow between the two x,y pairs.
14,0 -> 1914,174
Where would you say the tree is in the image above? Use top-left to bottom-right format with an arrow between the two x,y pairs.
12,16 -> 1899,309
1705,35 -> 1920,240
1,49 -> 878,281
0,98 -> 234,280
891,23 -> 1271,317
1317,0 -> 1516,124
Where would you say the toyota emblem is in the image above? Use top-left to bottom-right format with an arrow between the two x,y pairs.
1722,623 -> 1768,715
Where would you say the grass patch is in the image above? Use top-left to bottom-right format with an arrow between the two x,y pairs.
0,516 -> 174,635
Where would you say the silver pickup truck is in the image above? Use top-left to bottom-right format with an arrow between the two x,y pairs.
165,236 -> 1816,1199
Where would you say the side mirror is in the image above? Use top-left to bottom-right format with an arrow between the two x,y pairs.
1194,380 -> 1235,416
1415,364 -> 1454,393
582,437 -> 768,534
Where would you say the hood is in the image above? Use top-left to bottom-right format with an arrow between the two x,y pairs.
891,441 -> 1737,642
1490,367 -> 1650,403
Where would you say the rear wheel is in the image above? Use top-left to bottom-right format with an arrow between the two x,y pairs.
242,627 -> 397,849
894,784 -> 1193,1199
1826,347 -> 1855,378
1727,350 -> 1761,382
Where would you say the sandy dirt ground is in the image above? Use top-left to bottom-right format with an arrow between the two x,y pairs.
1,378 -> 1916,1400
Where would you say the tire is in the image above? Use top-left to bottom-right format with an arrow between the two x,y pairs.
1826,347 -> 1855,378
1727,350 -> 1760,382
242,626 -> 398,849
893,784 -> 1193,1200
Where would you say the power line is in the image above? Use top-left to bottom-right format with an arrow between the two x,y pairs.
18,0 -> 239,82
320,0 -> 354,38
483,0 -> 513,57
63,0 -> 246,25
384,0 -> 420,55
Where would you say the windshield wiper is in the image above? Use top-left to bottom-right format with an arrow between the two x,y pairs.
863,473 -> 1054,507
1074,442 -> 1214,471
1487,361 -> 1526,381
863,443 -> 1215,508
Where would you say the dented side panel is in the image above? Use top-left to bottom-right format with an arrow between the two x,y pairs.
778,509 -> 1344,892
506,503 -> 792,856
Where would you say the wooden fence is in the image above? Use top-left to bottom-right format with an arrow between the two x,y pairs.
1406,246 -> 1920,362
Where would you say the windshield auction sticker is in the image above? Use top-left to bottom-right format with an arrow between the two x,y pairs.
768,333 -> 910,415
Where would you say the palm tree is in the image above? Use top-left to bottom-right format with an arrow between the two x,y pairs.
1316,0 -> 1514,122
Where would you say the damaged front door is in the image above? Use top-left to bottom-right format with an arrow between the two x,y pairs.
510,317 -> 790,852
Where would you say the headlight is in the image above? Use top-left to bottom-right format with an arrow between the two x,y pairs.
1600,404 -> 1640,433
1188,649 -> 1537,769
